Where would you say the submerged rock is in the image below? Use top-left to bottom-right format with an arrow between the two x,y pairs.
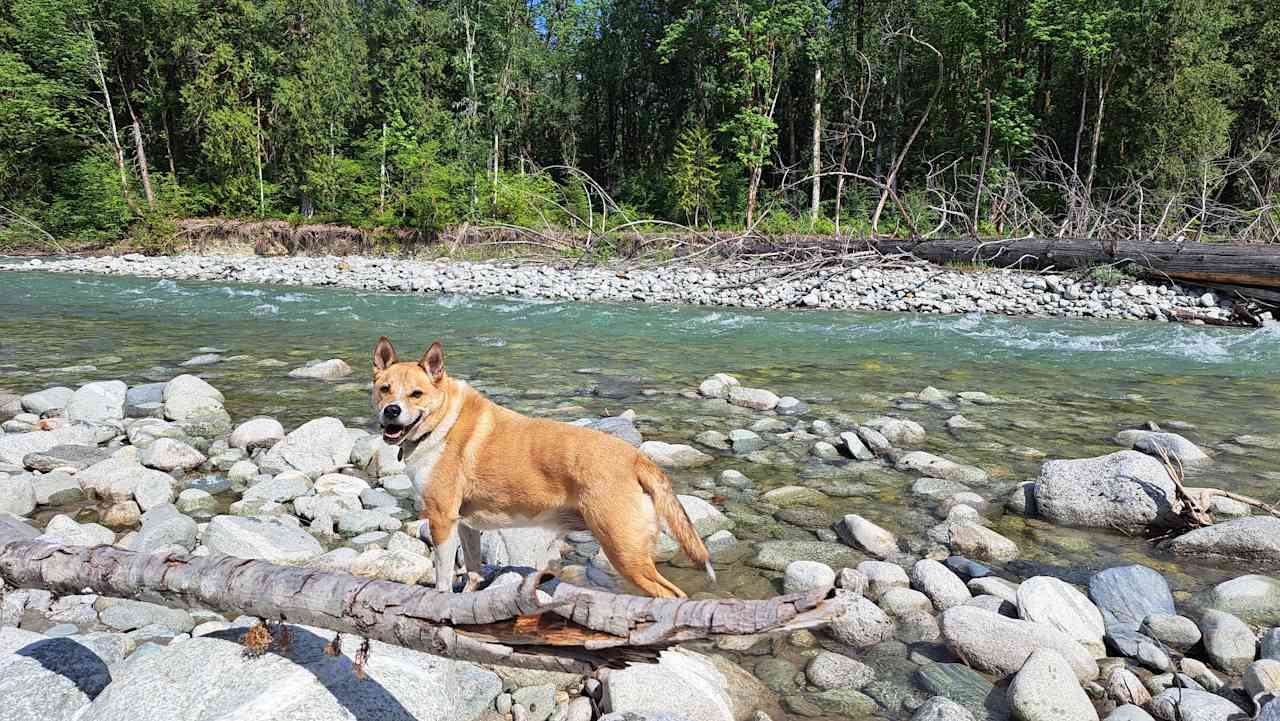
1162,517 -> 1280,564
287,358 -> 353,380
639,441 -> 713,468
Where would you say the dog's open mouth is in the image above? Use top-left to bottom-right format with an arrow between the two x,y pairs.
381,415 -> 421,445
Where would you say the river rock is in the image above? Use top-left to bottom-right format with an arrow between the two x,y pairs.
914,662 -> 1008,721
336,509 -> 400,536
287,359 -> 353,380
140,437 -> 207,472
0,474 -> 36,516
1119,431 -> 1210,465
78,456 -> 176,505
96,597 -> 194,632
1140,614 -> 1202,652
228,417 -> 285,450
835,514 -> 898,559
1246,659 -> 1280,707
1149,688 -> 1247,721
639,441 -> 713,468
858,560 -> 911,600
243,474 -> 312,504
1088,565 -> 1176,632
586,416 -> 643,447
938,606 -> 1099,681
1107,667 -> 1152,707
699,373 -> 739,399
751,541 -> 863,572
947,524 -> 1019,562
175,488 -> 216,515
23,444 -> 106,472
868,417 -> 927,445
1036,451 -> 1181,531
1017,576 -> 1106,658
0,627 -> 113,721
481,526 -> 560,568
1106,707 -> 1155,721
259,417 -> 355,477
30,472 -> 83,505
785,560 -> 836,593
350,548 -> 432,584
602,648 -> 735,721
912,559 -> 972,611
828,592 -> 896,648
162,374 -> 225,422
64,380 -> 127,423
1202,575 -> 1280,626
805,651 -> 875,690
293,493 -> 361,521
76,626 -> 501,721
20,386 -> 74,414
39,514 -> 114,546
203,515 -> 323,564
728,386 -> 779,411
896,452 -> 988,484
678,495 -> 732,537
1264,629 -> 1280,660
1163,517 -> 1280,564
133,503 -> 198,551
124,382 -> 166,418
912,697 -> 978,721
1199,609 -> 1257,674
1007,649 -> 1098,721
0,424 -> 97,466
313,473 -> 370,497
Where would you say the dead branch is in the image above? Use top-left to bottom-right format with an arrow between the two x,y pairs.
0,531 -> 838,673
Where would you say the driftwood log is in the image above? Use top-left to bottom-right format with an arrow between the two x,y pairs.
869,237 -> 1280,305
0,530 -> 838,674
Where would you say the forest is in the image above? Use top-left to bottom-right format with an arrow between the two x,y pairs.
3,0 -> 1280,249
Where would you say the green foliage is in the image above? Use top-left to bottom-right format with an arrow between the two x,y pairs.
3,0 -> 1280,247
668,125 -> 722,225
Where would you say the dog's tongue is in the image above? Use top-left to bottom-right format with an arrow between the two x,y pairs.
383,426 -> 404,442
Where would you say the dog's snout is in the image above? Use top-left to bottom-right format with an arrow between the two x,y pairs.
382,403 -> 401,420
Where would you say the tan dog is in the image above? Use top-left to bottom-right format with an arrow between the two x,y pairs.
371,336 -> 713,598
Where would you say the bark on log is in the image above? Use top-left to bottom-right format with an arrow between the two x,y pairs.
0,532 -> 837,674
868,237 -> 1280,291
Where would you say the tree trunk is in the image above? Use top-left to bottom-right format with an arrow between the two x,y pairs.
972,89 -> 992,237
0,534 -> 838,673
810,63 -> 823,230
1083,67 -> 1112,202
871,33 -> 942,236
129,104 -> 156,210
88,28 -> 135,213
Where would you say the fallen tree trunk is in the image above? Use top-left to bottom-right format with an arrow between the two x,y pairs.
869,237 -> 1280,292
0,532 -> 837,674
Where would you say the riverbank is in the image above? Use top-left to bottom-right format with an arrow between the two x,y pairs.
2,360 -> 1278,721
2,251 -> 1259,324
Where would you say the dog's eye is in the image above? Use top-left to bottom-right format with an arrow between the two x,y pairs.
378,385 -> 390,393
410,390 -> 424,398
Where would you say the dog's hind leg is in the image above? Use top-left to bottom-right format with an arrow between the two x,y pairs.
459,523 -> 484,576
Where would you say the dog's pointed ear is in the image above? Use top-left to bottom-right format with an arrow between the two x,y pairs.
421,341 -> 445,383
373,336 -> 397,371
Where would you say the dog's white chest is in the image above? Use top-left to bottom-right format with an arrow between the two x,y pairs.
404,440 -> 446,502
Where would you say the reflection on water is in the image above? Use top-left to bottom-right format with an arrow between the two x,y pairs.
2,268 -> 1278,600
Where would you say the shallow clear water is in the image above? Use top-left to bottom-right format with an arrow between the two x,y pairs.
2,268 -> 1279,603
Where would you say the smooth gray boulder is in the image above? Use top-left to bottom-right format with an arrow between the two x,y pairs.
19,386 -> 73,414
0,425 -> 97,467
1006,649 -> 1099,721
202,515 -> 323,564
0,627 -> 113,721
1149,688 -> 1247,721
76,627 -> 501,721
1199,609 -> 1257,674
1017,576 -> 1106,658
65,381 -> 127,422
1088,565 -> 1175,632
938,605 -> 1099,681
1163,517 -> 1280,564
1034,451 -> 1179,531
259,418 -> 356,477
602,649 -> 734,721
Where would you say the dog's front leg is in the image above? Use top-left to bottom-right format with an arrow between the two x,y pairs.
431,526 -> 460,593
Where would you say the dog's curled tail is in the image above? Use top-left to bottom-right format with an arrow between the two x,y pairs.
635,456 -> 716,584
